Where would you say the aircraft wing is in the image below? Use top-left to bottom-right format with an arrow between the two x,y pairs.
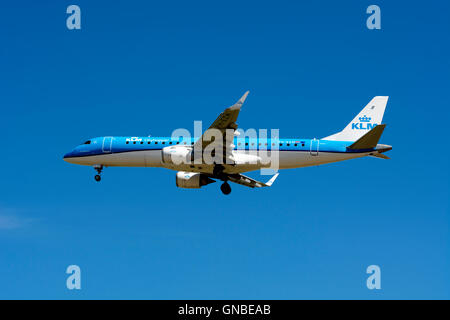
226,173 -> 279,188
192,91 -> 249,163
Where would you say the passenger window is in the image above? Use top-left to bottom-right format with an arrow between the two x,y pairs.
140,141 -> 143,144
148,141 -> 150,144
169,142 -> 172,145
176,142 -> 180,144
162,142 -> 165,144
245,143 -> 248,146
155,141 -> 158,144
279,143 -> 282,146
287,143 -> 290,146
133,141 -> 136,144
126,141 -> 129,144
84,140 -> 91,144
294,144 -> 297,146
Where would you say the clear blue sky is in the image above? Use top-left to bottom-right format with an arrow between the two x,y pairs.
0,0 -> 449,299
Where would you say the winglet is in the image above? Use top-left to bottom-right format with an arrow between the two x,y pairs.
230,91 -> 250,110
264,173 -> 279,187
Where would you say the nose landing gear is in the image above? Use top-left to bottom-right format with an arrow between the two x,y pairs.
220,182 -> 231,195
93,165 -> 103,182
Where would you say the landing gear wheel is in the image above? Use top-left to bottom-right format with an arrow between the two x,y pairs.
93,165 -> 103,182
220,182 -> 231,195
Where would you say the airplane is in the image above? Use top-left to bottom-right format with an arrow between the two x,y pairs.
63,92 -> 392,195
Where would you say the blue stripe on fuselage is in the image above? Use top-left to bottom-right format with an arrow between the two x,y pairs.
63,136 -> 370,158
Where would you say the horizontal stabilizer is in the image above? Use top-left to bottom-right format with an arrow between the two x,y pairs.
370,153 -> 390,160
348,124 -> 386,150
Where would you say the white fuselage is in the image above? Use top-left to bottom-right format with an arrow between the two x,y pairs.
64,149 -> 369,174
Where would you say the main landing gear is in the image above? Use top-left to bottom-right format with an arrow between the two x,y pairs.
220,181 -> 231,195
93,165 -> 103,182
213,164 -> 231,195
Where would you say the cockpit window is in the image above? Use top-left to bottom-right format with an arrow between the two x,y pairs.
84,140 -> 91,145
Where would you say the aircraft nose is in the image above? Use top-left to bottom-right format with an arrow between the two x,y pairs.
63,151 -> 75,162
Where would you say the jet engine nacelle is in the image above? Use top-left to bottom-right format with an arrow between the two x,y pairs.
161,146 -> 192,165
175,171 -> 216,189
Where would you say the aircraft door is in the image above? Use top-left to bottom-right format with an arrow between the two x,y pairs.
102,137 -> 113,153
310,139 -> 319,156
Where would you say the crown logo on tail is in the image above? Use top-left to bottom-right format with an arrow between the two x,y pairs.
359,115 -> 371,122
